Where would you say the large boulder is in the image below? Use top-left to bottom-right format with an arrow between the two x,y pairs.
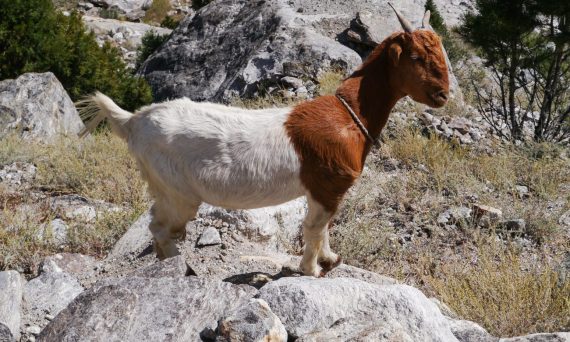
82,15 -> 172,68
38,276 -> 257,341
0,271 -> 23,341
258,276 -> 458,340
0,72 -> 84,142
140,0 -> 469,103
139,0 -> 362,102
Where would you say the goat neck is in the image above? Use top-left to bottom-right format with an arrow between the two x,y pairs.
335,36 -> 404,148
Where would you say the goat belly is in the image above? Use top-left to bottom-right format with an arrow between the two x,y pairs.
127,99 -> 306,210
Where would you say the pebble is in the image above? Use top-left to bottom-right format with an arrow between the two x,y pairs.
197,227 -> 222,247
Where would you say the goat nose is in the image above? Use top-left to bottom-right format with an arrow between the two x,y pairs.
435,90 -> 448,101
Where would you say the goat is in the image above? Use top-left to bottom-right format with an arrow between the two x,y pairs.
79,6 -> 450,277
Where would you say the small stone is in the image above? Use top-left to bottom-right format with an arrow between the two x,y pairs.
437,207 -> 472,226
197,227 -> 222,247
37,219 -> 68,245
513,185 -> 530,198
26,326 -> 41,336
472,204 -> 502,227
281,76 -> 304,89
499,219 -> 526,232
45,314 -> 55,321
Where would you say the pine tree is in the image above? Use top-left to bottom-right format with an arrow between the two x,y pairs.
424,0 -> 447,35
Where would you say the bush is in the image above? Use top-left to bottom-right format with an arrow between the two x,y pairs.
160,15 -> 180,29
135,30 -> 170,71
192,0 -> 213,10
143,0 -> 171,25
0,0 -> 152,111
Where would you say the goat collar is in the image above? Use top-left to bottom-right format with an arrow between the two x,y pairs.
336,94 -> 380,147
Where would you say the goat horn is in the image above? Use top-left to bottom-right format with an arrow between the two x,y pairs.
388,2 -> 414,33
422,10 -> 431,29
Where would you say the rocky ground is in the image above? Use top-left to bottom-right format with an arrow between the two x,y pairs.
0,0 -> 568,341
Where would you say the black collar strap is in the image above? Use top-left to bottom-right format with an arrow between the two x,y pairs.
336,94 -> 380,147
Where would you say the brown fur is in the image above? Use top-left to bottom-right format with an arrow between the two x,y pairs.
285,30 -> 449,212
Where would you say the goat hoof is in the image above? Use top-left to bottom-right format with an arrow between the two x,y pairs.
318,255 -> 342,274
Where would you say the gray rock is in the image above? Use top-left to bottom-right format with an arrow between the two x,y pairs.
499,219 -> 526,233
132,255 -> 194,278
448,319 -> 496,342
197,227 -> 222,247
281,76 -> 304,89
0,162 -> 36,188
49,194 -> 121,222
106,211 -> 153,260
39,253 -> 100,279
82,16 -> 171,67
199,198 -> 306,243
23,272 -> 84,329
0,271 -> 23,341
140,0 -> 361,102
448,117 -> 472,135
89,0 -> 148,15
258,277 -> 458,340
0,323 -> 14,342
472,204 -> 502,227
437,207 -> 472,226
36,219 -> 68,245
559,210 -> 570,227
39,276 -> 256,341
499,333 -> 570,342
216,298 -> 287,342
25,325 -> 41,336
0,72 -> 84,142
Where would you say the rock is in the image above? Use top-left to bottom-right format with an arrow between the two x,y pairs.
513,185 -> 530,199
216,298 -> 287,342
559,210 -> 570,227
258,277 -> 458,340
22,272 -> 84,329
36,219 -> 68,245
39,276 -> 256,341
49,194 -> 121,222
437,206 -> 472,226
25,325 -> 41,336
132,255 -> 195,278
280,76 -> 304,89
472,204 -> 502,227
0,323 -> 14,342
106,210 -> 153,260
199,198 -> 306,242
140,0 -> 361,102
448,319 -> 496,342
448,117 -> 472,135
82,16 -> 171,67
0,271 -> 23,341
39,253 -> 100,279
89,0 -> 148,15
0,72 -> 84,142
197,227 -> 222,247
499,332 -> 570,342
0,162 -> 36,188
499,219 -> 526,233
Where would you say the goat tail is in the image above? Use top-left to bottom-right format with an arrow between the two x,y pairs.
77,92 -> 133,140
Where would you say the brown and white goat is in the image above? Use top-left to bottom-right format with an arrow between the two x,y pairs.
80,6 -> 450,277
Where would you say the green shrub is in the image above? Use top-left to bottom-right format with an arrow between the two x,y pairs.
0,0 -> 152,111
143,0 -> 171,25
135,30 -> 170,70
160,15 -> 180,29
192,0 -> 213,10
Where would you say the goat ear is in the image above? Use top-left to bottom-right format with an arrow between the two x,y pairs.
389,44 -> 402,66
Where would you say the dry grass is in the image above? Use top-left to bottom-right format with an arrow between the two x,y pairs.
143,0 -> 172,25
331,125 -> 570,337
0,133 -> 149,273
423,241 -> 570,336
317,70 -> 345,96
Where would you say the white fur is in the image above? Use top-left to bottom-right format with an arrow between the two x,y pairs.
82,93 -> 335,275
126,98 -> 305,209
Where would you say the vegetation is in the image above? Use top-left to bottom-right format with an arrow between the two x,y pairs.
135,31 -> 170,71
192,0 -> 213,11
0,0 -> 152,111
424,0 -> 468,65
0,134 -> 149,273
143,0 -> 171,25
460,0 -> 570,143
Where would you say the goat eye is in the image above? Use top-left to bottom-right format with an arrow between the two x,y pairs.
411,54 -> 422,61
